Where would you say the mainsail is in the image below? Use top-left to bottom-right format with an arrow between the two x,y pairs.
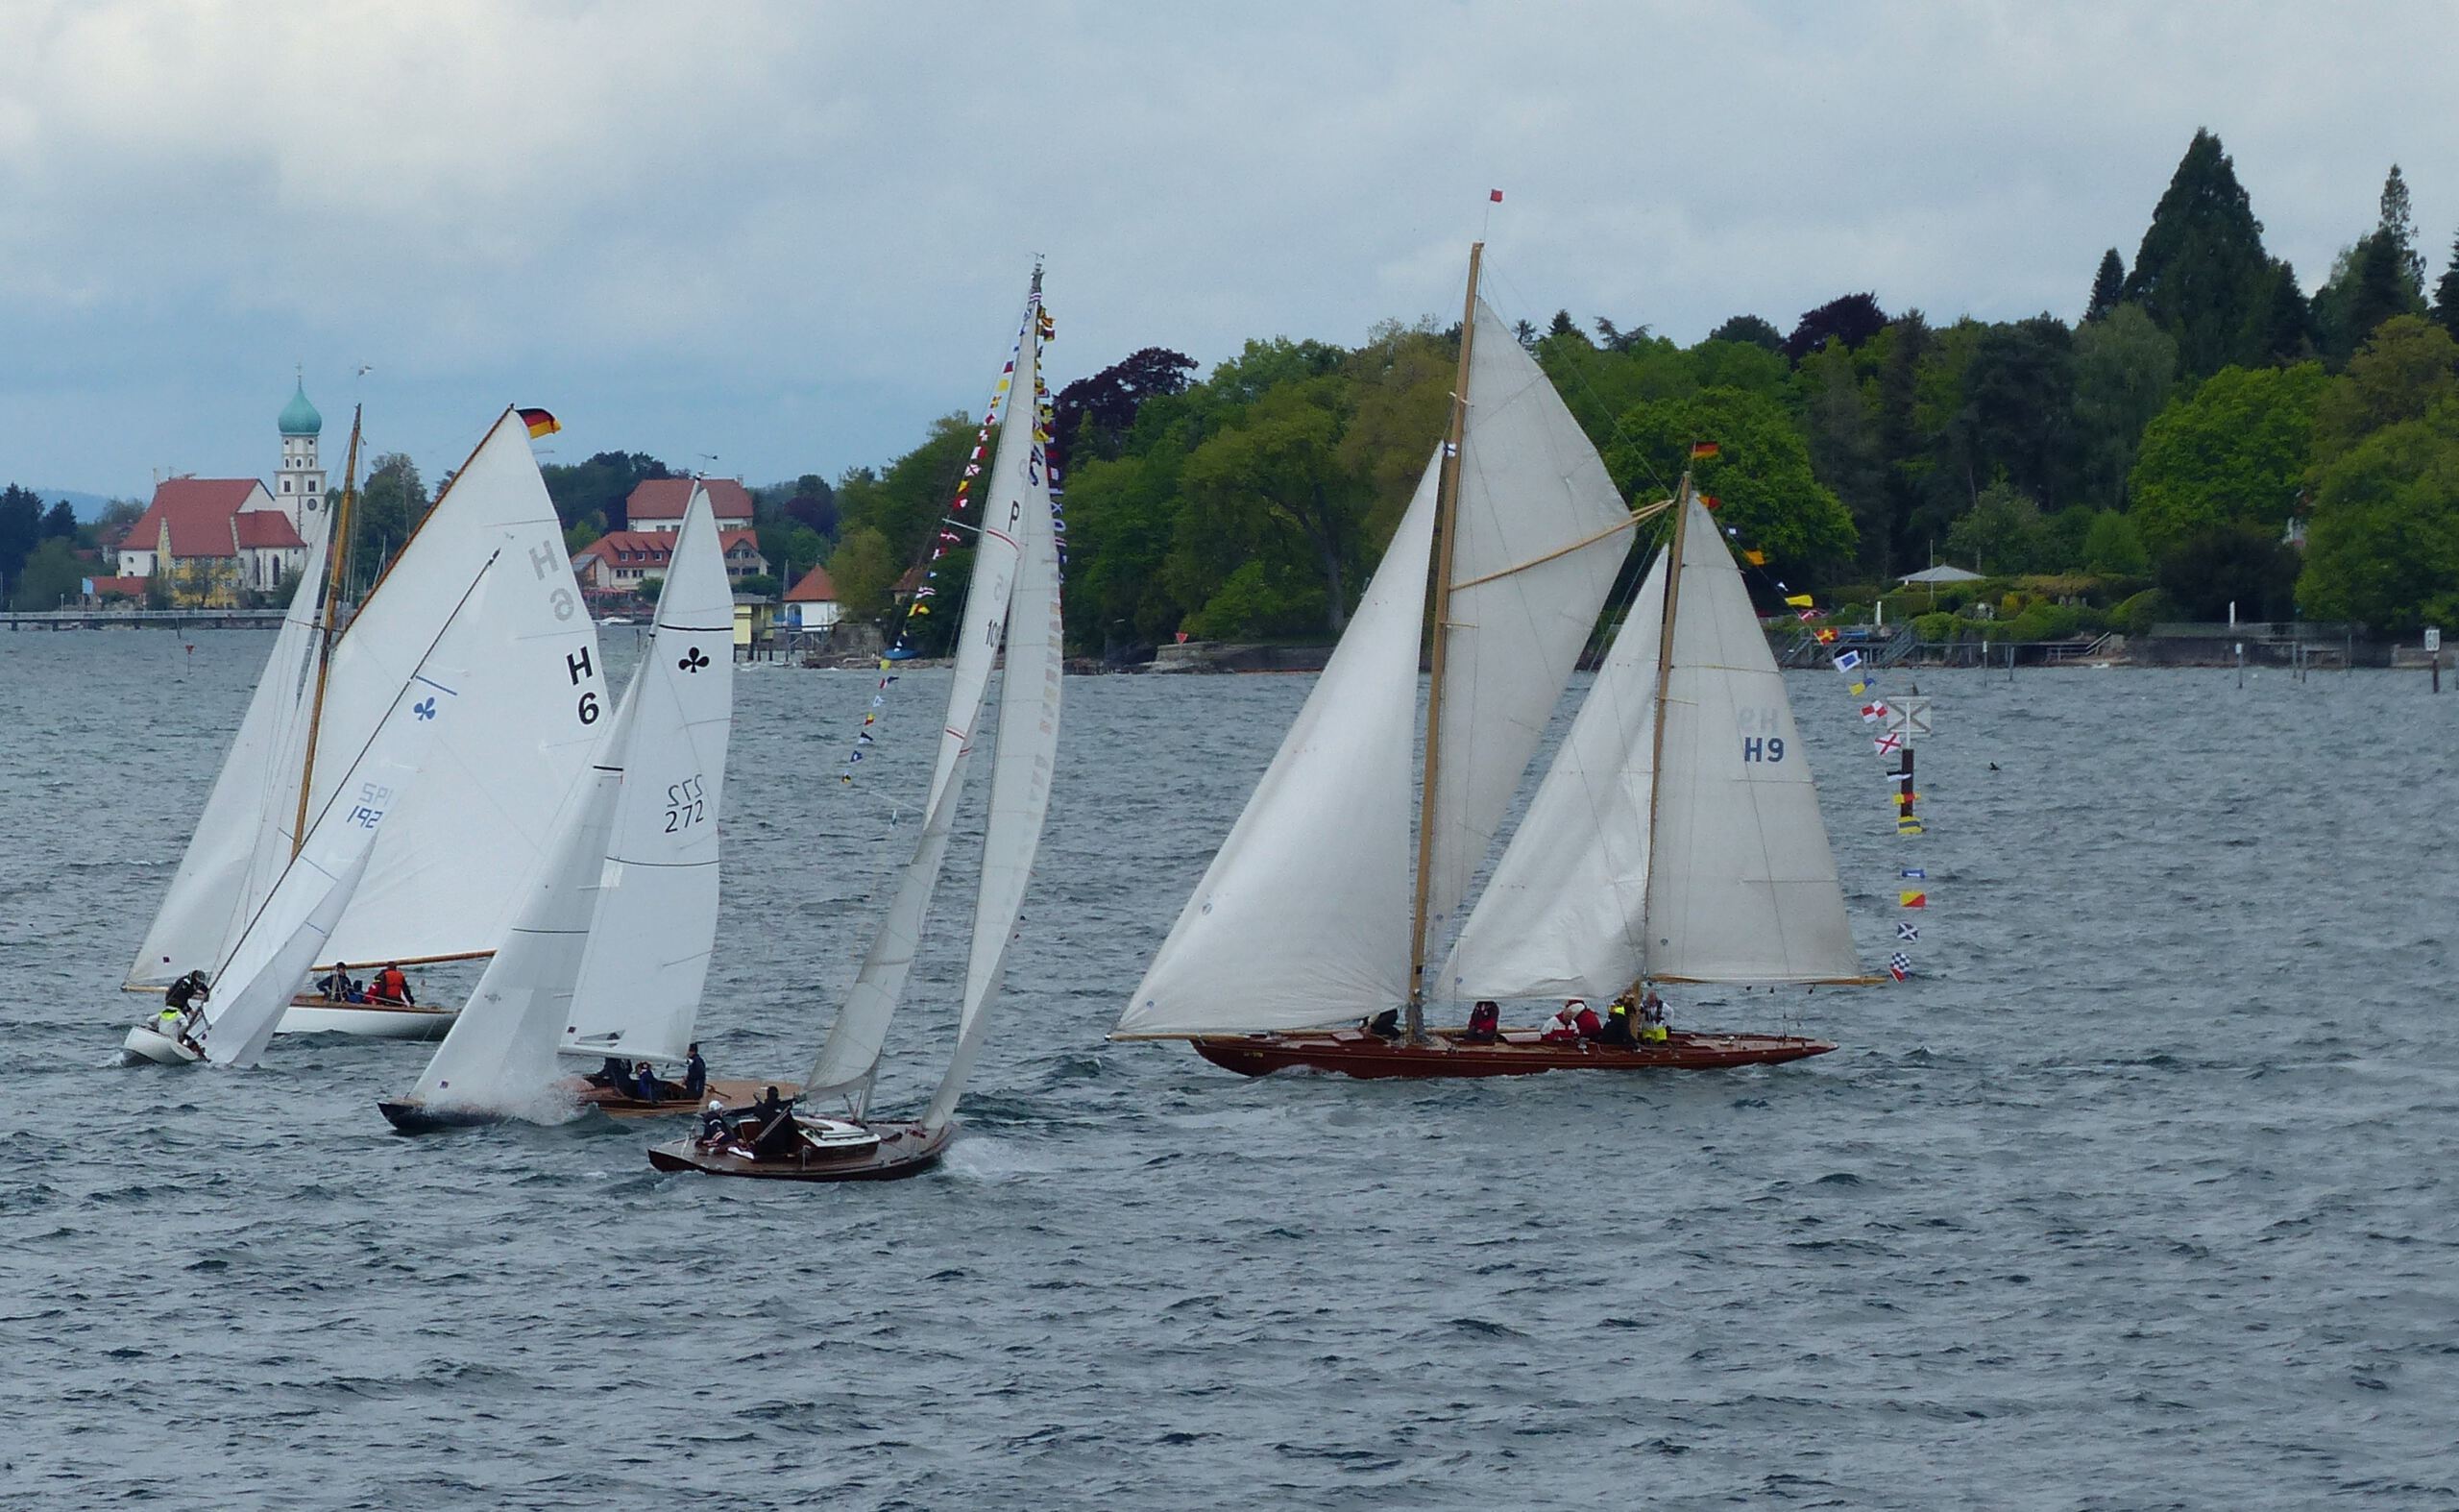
127,406 -> 605,988
562,487 -> 736,1064
128,496 -> 336,987
405,485 -> 737,1112
803,299 -> 1039,1110
925,402 -> 1064,1131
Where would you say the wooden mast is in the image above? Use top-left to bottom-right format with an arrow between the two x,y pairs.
1405,242 -> 1482,1041
1636,468 -> 1693,991
290,406 -> 361,858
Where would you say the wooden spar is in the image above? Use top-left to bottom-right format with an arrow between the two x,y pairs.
290,407 -> 362,858
1405,241 -> 1482,1041
1636,471 -> 1693,991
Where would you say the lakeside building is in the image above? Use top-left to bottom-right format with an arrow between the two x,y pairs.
781,563 -> 840,632
571,528 -> 768,596
109,378 -> 321,606
624,477 -> 754,534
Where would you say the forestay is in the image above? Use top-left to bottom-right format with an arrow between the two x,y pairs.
804,320 -> 1036,1108
1117,458 -> 1439,1036
562,488 -> 737,1066
312,408 -> 607,965
926,408 -> 1063,1131
128,501 -> 336,988
1444,554 -> 1666,1001
1643,495 -> 1863,983
1420,298 -> 1633,949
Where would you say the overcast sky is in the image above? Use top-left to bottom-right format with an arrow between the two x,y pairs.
4,1 -> 2455,501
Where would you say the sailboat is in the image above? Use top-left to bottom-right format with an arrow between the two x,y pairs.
122,555 -> 499,1066
1113,244 -> 1867,1078
648,269 -> 1064,1182
377,486 -> 751,1132
123,406 -> 607,1045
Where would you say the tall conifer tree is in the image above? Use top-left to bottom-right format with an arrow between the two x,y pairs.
2122,129 -> 2273,379
2085,249 -> 2125,322
2433,229 -> 2459,343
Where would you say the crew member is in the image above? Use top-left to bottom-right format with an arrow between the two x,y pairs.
370,963 -> 414,1006
317,963 -> 353,1001
683,1043 -> 708,1100
1542,1002 -> 1583,1044
1639,990 -> 1670,1046
1364,1009 -> 1401,1039
1461,1000 -> 1501,1044
1597,995 -> 1637,1047
586,1057 -> 628,1089
1573,1000 -> 1603,1039
632,1060 -> 664,1103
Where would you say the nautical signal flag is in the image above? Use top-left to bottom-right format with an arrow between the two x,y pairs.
1862,700 -> 1889,722
1815,626 -> 1838,644
1848,680 -> 1868,695
518,407 -> 561,438
1896,922 -> 1920,941
1888,952 -> 1912,982
1899,890 -> 1927,909
1785,594 -> 1815,609
1700,495 -> 1721,510
1874,732 -> 1903,756
1897,817 -> 1926,835
1691,442 -> 1720,459
1743,549 -> 1767,566
1797,608 -> 1828,623
1900,867 -> 1925,879
1833,650 -> 1863,671
1489,188 -> 1504,203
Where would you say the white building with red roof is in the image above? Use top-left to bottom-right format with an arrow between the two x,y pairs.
624,477 -> 755,533
571,528 -> 768,595
782,562 -> 840,630
113,378 -> 326,605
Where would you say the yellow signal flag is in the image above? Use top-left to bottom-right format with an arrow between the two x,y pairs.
1744,549 -> 1767,566
1784,594 -> 1815,608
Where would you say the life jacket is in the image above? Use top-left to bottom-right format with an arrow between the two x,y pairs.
1574,1007 -> 1602,1037
376,968 -> 408,1001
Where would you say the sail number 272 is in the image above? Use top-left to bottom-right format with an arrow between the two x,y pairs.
665,774 -> 707,833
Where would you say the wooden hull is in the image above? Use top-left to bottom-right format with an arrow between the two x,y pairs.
646,1118 -> 952,1183
279,997 -> 456,1040
1190,1027 -> 1836,1079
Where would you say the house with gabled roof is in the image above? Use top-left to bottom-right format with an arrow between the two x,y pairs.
114,378 -> 326,605
623,477 -> 755,534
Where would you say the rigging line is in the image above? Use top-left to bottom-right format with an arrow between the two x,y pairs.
1445,500 -> 1667,594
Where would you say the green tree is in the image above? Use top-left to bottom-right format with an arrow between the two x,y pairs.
564,518 -> 601,556
2123,129 -> 2274,378
1943,481 -> 2049,574
1171,377 -> 1367,635
540,451 -> 671,529
2129,362 -> 2326,556
351,452 -> 428,589
1709,314 -> 1785,352
1797,340 -> 1888,575
0,483 -> 40,587
40,500 -> 77,539
2082,510 -> 2151,575
1604,386 -> 1857,583
824,524 -> 896,623
2155,523 -> 2301,621
2084,248 -> 2125,323
2243,258 -> 2315,364
2071,303 -> 2177,509
1059,441 -> 1193,650
2310,315 -> 2459,465
2298,399 -> 2459,633
835,413 -> 982,567
2433,227 -> 2459,344
7,536 -> 84,611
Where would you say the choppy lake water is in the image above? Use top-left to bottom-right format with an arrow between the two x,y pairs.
2,629 -> 2454,1509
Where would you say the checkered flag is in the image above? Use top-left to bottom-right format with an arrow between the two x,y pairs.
1888,951 -> 1912,982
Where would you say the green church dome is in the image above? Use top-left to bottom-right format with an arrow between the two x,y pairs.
279,378 -> 323,437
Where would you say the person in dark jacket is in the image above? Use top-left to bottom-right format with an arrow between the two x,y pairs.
1597,996 -> 1637,1047
1461,1000 -> 1501,1043
682,1044 -> 708,1100
632,1060 -> 663,1103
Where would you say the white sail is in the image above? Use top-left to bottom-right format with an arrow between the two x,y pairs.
1422,297 -> 1635,949
202,658 -> 459,1066
311,408 -> 608,965
1444,553 -> 1666,1001
1644,495 -> 1864,983
1117,457 -> 1440,1036
804,325 -> 1035,1107
127,501 -> 336,988
561,487 -> 736,1065
405,696 -> 633,1114
926,408 -> 1063,1131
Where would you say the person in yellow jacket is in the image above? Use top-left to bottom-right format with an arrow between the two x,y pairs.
1638,990 -> 1670,1045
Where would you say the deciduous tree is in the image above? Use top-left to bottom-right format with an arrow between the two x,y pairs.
2128,362 -> 2326,557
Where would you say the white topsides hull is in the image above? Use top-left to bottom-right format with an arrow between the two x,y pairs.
278,1000 -> 457,1040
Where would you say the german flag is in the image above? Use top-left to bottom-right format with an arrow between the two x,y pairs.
1690,441 -> 1719,459
518,406 -> 561,438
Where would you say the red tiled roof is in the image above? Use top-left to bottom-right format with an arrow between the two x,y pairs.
573,528 -> 764,572
785,563 -> 838,601
90,575 -> 147,598
124,478 -> 266,559
624,477 -> 755,523
232,510 -> 304,549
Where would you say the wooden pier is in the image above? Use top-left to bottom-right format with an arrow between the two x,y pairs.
1,607 -> 285,632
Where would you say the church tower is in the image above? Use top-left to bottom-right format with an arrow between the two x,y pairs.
276,372 -> 325,530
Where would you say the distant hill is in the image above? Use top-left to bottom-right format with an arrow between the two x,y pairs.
29,489 -> 117,521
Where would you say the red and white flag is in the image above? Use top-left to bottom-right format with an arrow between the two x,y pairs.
1861,700 -> 1889,723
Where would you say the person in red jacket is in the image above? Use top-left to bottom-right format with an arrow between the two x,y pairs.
1572,999 -> 1603,1040
1542,1003 -> 1582,1043
370,963 -> 415,1006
